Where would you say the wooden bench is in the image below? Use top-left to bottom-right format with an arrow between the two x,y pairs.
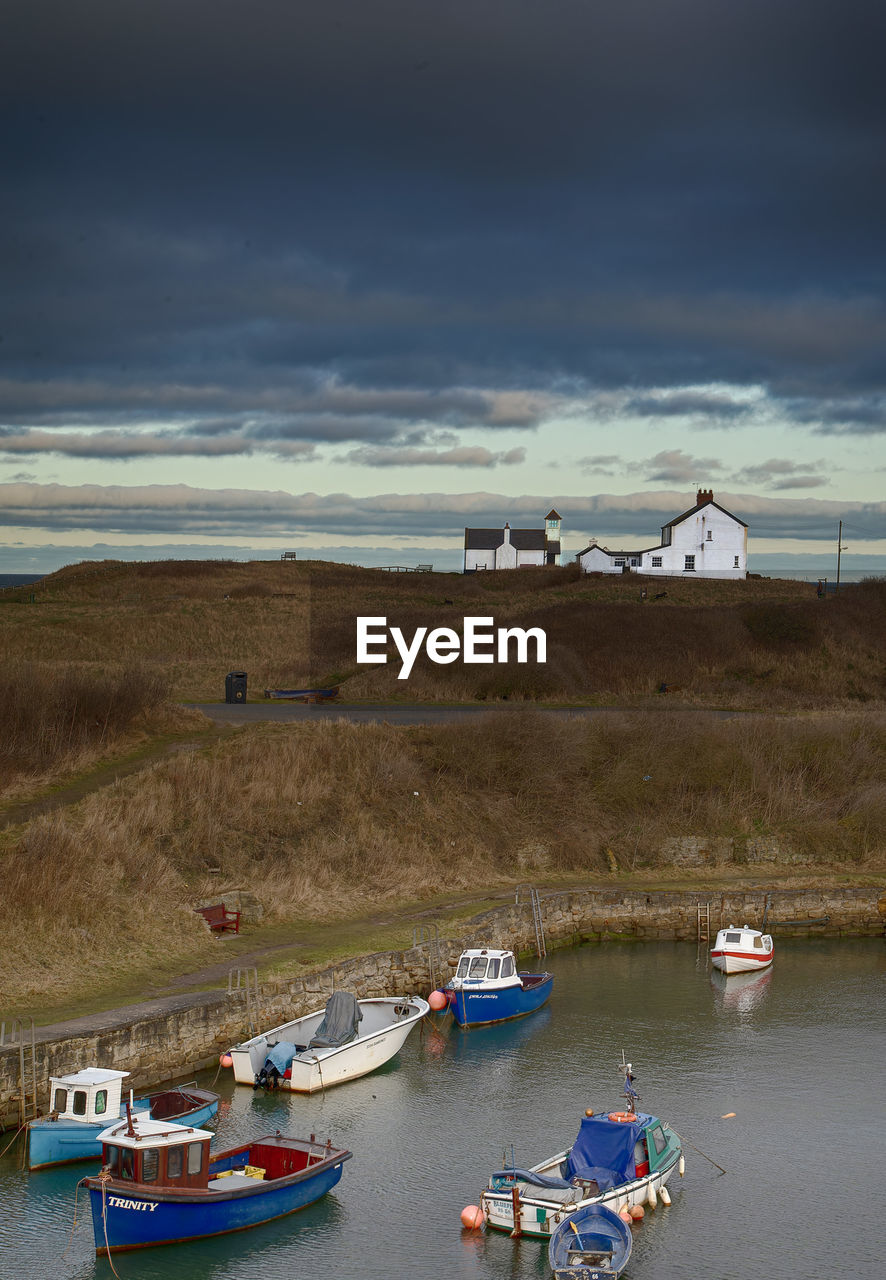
196,903 -> 241,934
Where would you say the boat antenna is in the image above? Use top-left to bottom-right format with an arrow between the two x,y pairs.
618,1050 -> 641,1109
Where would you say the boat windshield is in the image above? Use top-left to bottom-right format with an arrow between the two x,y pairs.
467,957 -> 488,979
455,957 -> 472,979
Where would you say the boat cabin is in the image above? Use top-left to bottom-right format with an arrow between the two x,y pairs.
714,925 -> 772,952
449,948 -> 519,988
49,1068 -> 129,1125
98,1116 -> 215,1190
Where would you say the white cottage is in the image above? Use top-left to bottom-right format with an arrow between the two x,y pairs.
576,490 -> 747,579
464,510 -> 562,572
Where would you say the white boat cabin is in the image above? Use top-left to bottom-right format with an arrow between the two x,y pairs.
49,1067 -> 129,1125
448,948 -> 520,989
97,1114 -> 215,1189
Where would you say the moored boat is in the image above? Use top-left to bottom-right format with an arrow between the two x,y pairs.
227,991 -> 429,1092
82,1112 -> 351,1252
27,1068 -> 218,1171
479,1060 -> 683,1239
433,948 -> 554,1027
548,1203 -> 633,1279
710,924 -> 774,974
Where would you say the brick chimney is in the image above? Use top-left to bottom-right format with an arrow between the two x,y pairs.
696,488 -> 714,506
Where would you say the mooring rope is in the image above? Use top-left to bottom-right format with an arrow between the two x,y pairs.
98,1170 -> 124,1278
0,1119 -> 28,1162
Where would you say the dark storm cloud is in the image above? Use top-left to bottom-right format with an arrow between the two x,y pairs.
3,0 -> 886,448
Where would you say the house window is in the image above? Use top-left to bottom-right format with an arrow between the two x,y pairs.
734,556 -> 739,567
630,558 -> 639,567
614,558 -> 625,567
706,530 -> 712,541
547,518 -> 558,529
651,556 -> 662,567
684,555 -> 695,571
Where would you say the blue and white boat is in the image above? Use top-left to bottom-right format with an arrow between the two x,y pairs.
83,1112 -> 351,1253
480,1059 -> 683,1238
548,1203 -> 633,1279
27,1068 -> 218,1170
435,948 -> 553,1028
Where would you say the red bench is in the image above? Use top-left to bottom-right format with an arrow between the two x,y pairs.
196,903 -> 241,934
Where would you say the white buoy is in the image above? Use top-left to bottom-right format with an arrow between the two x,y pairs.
660,1186 -> 672,1206
678,1155 -> 685,1177
647,1184 -> 657,1210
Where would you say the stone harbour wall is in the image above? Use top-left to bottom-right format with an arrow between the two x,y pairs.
2,884 -> 883,1130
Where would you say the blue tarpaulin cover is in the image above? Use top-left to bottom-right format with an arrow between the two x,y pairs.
265,1041 -> 298,1074
564,1112 -> 654,1187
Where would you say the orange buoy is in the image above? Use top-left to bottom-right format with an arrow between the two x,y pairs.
219,1053 -> 233,1068
608,1112 -> 638,1123
460,1204 -> 484,1230
618,1208 -> 633,1223
429,990 -> 448,1011
630,1205 -> 645,1220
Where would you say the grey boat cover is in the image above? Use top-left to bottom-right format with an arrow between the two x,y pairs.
308,990 -> 363,1049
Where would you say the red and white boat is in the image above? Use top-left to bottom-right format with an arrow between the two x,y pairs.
710,924 -> 773,974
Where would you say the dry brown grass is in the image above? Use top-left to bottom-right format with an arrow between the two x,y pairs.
6,558 -> 881,708
2,709 -> 883,1007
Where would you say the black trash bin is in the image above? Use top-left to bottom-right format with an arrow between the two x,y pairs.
225,671 -> 248,703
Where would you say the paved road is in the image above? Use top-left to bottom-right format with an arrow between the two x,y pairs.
193,701 -> 738,725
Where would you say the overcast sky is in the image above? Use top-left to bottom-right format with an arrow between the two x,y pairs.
3,1 -> 885,571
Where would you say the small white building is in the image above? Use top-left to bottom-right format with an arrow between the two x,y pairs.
464,510 -> 562,572
576,489 -> 747,579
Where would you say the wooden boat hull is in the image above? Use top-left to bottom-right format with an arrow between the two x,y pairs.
28,1089 -> 219,1171
548,1203 -> 633,1279
446,973 -> 554,1027
229,997 -> 429,1092
85,1144 -> 349,1252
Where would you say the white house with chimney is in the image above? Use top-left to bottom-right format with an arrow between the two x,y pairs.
464,510 -> 562,572
576,490 -> 747,579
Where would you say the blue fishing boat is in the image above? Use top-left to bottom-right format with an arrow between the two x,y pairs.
27,1068 -> 218,1170
434,948 -> 553,1027
481,1057 -> 683,1238
82,1112 -> 351,1253
548,1203 -> 633,1279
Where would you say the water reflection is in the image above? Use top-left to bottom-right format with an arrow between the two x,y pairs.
710,966 -> 773,1014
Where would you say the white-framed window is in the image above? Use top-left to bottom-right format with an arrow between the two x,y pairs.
734,555 -> 740,567
706,530 -> 712,541
651,556 -> 662,567
614,558 -> 625,567
630,558 -> 639,566
684,555 -> 695,571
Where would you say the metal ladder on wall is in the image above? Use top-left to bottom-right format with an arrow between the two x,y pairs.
412,924 -> 441,992
696,902 -> 711,943
227,967 -> 259,1036
515,884 -> 547,959
0,1017 -> 39,1127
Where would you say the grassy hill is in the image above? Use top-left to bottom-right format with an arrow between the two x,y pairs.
1,558 -> 883,1013
2,558 -> 883,709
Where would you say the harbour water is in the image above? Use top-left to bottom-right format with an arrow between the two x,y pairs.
1,937 -> 883,1279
